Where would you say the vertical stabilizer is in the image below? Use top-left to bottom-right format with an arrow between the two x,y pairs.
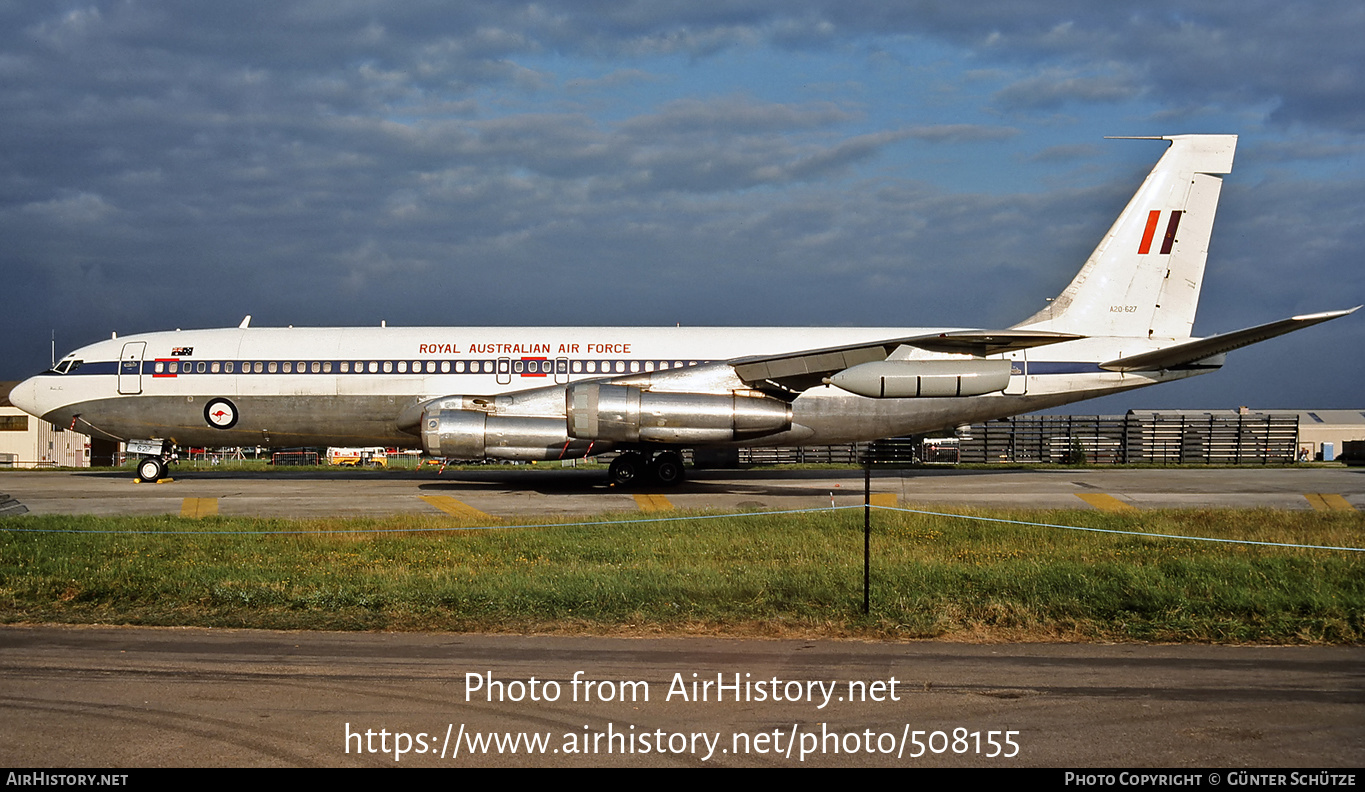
1014,134 -> 1236,339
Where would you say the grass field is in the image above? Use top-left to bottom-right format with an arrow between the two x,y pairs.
1,506 -> 1360,643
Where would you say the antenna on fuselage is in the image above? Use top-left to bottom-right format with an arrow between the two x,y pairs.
50,330 -> 55,368
239,315 -> 252,329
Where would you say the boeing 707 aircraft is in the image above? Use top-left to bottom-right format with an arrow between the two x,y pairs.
9,134 -> 1358,485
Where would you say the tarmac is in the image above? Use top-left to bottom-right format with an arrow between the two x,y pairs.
1,625 -> 1361,767
0,465 -> 1360,520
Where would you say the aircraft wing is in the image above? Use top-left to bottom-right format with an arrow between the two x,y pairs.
1100,307 -> 1361,372
900,329 -> 1085,356
730,329 -> 1082,392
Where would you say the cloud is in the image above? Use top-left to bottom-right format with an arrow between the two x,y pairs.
564,68 -> 660,92
21,192 -> 116,223
992,68 -> 1142,112
620,95 -> 857,136
1028,143 -> 1102,163
904,124 -> 1022,143
0,2 -> 1360,411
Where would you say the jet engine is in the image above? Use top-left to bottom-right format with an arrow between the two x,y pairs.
825,359 -> 1012,398
566,383 -> 791,443
420,409 -> 602,461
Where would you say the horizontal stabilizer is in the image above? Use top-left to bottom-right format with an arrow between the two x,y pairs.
1100,307 -> 1360,372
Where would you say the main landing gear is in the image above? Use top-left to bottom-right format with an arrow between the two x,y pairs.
608,450 -> 685,488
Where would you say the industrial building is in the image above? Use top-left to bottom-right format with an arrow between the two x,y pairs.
748,409 -> 1365,465
864,409 -> 1365,465
1117,409 -> 1363,463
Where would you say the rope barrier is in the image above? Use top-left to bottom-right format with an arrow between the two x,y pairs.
867,504 -> 1365,553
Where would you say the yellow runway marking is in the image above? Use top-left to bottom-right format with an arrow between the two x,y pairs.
1075,493 -> 1137,512
633,494 -> 674,512
1305,493 -> 1356,511
869,493 -> 898,507
180,498 -> 218,518
420,495 -> 496,521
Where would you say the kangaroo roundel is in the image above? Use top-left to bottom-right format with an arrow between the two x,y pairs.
204,398 -> 238,430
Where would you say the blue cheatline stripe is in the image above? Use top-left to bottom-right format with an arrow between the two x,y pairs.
2,504 -> 1361,552
1023,362 -> 1105,374
41,359 -> 717,378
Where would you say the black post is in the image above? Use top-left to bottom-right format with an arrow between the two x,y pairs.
863,465 -> 871,615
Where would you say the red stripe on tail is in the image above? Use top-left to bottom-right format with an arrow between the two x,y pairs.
1138,210 -> 1160,254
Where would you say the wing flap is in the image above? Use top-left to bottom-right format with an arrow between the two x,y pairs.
732,345 -> 889,386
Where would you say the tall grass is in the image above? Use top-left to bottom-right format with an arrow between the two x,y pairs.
1,507 -> 1360,642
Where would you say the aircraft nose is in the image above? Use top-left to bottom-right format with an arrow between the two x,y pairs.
7,377 -> 43,418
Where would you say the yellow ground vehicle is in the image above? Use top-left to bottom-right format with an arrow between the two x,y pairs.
326,447 -> 387,467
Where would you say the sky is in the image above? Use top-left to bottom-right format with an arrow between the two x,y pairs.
2,1 -> 1362,412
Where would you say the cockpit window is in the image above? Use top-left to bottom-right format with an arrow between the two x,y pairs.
50,359 -> 83,374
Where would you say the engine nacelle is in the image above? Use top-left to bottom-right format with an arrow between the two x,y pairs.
421,409 -> 604,461
825,359 -> 1012,398
566,383 -> 791,443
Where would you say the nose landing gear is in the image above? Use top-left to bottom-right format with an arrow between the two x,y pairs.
129,439 -> 177,483
136,456 -> 167,482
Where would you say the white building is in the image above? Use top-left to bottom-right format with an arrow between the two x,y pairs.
1287,409 -> 1365,460
1,381 -> 91,468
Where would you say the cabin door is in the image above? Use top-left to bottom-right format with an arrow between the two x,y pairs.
1004,350 -> 1027,395
118,342 -> 146,395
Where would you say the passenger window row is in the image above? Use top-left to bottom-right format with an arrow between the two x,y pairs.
144,359 -> 702,375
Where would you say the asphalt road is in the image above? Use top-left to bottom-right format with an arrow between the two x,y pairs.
0,466 -> 1361,519
1,625 -> 1360,768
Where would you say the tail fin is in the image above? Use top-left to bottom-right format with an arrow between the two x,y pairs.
1014,134 -> 1237,339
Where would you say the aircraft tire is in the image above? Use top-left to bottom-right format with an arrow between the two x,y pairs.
137,456 -> 165,482
608,452 -> 645,487
648,453 -> 685,486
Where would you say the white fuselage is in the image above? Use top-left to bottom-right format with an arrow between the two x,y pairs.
10,324 -> 1198,452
